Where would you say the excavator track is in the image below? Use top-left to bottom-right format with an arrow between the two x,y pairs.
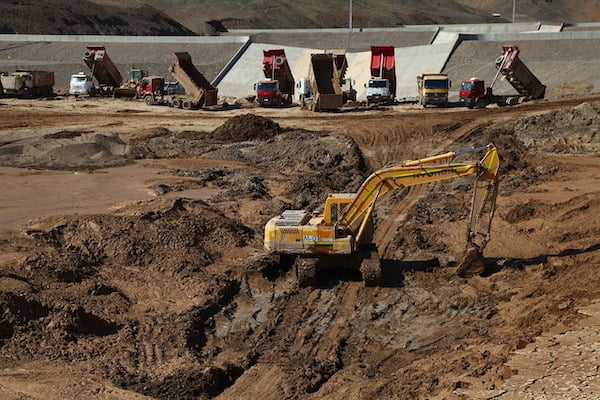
296,257 -> 318,288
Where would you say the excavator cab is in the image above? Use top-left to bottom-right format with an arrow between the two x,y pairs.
322,194 -> 354,225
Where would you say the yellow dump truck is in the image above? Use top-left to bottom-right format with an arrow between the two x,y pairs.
417,73 -> 450,107
264,144 -> 500,286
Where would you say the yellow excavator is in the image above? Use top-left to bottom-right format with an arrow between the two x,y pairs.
264,144 -> 500,286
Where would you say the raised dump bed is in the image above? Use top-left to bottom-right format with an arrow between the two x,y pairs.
169,52 -> 218,109
496,45 -> 546,100
308,53 -> 343,111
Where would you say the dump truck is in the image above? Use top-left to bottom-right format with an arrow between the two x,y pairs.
365,45 -> 396,105
333,53 -> 356,103
417,73 -> 450,107
168,52 -> 218,109
138,75 -> 185,106
82,45 -> 135,97
305,53 -> 343,112
460,45 -> 545,108
255,49 -> 295,106
1,70 -> 54,97
264,144 -> 500,286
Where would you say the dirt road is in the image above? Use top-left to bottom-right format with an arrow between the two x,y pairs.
0,95 -> 598,399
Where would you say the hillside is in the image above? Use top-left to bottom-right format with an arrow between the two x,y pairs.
92,0 -> 600,34
97,0 -> 505,33
0,0 -> 194,35
457,0 -> 600,23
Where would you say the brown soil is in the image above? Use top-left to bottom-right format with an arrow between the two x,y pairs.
208,113 -> 284,142
0,96 -> 599,399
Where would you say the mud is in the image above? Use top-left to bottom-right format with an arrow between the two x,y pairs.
0,97 -> 599,399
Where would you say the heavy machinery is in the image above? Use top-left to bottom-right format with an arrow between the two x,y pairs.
264,144 -> 500,286
417,73 -> 450,107
82,45 -> 135,97
138,75 -> 185,106
333,53 -> 357,104
69,72 -> 94,95
255,49 -> 295,106
305,53 -> 343,112
365,45 -> 396,106
168,52 -> 218,109
0,70 -> 54,97
460,45 -> 546,108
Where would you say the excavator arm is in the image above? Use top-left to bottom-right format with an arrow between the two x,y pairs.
338,144 -> 500,253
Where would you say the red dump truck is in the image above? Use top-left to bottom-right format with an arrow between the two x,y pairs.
365,46 -> 396,105
460,45 -> 546,108
0,70 -> 54,97
82,45 -> 135,97
138,76 -> 185,106
167,52 -> 218,109
255,49 -> 295,106
305,53 -> 343,112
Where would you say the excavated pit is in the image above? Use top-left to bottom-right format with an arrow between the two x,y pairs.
0,103 -> 598,399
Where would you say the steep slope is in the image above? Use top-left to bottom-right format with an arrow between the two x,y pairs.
0,0 -> 194,35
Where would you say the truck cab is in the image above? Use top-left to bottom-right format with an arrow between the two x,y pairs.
365,78 -> 391,104
69,72 -> 94,95
417,74 -> 450,106
297,77 -> 312,105
459,78 -> 486,108
255,80 -> 282,106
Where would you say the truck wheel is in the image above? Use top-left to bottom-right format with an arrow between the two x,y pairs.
182,100 -> 193,110
172,98 -> 182,109
476,98 -> 487,109
144,95 -> 154,106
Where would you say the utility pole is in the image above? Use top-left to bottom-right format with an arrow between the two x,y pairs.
349,0 -> 353,32
512,0 -> 516,23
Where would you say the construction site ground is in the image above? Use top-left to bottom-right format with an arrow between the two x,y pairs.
0,94 -> 598,400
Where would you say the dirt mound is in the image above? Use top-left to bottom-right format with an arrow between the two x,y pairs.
164,168 -> 271,202
513,100 -> 600,156
203,130 -> 367,210
0,131 -> 135,170
26,198 -> 253,275
0,0 -> 195,35
209,114 -> 284,142
0,198 -> 256,397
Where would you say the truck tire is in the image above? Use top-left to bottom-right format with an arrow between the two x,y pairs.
172,98 -> 182,109
182,100 -> 193,110
144,95 -> 154,106
476,98 -> 487,109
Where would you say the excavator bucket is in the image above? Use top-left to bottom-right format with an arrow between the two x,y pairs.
455,244 -> 485,278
